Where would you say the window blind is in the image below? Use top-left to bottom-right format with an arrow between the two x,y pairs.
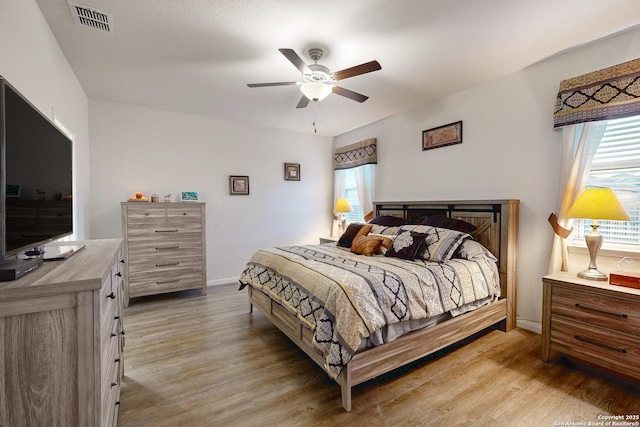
573,116 -> 640,244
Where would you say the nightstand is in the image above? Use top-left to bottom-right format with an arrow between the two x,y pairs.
319,237 -> 338,244
541,271 -> 640,380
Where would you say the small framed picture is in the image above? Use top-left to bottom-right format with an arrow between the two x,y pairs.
422,120 -> 463,151
284,163 -> 300,181
229,175 -> 250,195
181,191 -> 199,201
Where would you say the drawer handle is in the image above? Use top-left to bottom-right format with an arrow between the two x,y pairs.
156,246 -> 180,250
111,332 -> 118,337
156,279 -> 180,284
111,381 -> 119,387
156,262 -> 179,267
120,259 -> 125,264
115,272 -> 122,277
575,303 -> 628,318
107,292 -> 116,300
155,229 -> 179,233
574,335 -> 627,354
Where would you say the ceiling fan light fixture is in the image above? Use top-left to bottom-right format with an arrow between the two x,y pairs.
300,82 -> 333,101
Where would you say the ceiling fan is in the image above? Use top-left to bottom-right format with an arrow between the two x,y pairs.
247,48 -> 381,108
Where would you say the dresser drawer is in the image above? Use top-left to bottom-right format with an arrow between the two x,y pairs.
127,255 -> 204,274
551,286 -> 640,335
125,222 -> 203,240
126,239 -> 203,259
128,270 -> 204,297
166,206 -> 203,222
551,316 -> 640,373
125,205 -> 167,223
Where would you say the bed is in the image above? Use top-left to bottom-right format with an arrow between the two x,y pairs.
238,199 -> 519,411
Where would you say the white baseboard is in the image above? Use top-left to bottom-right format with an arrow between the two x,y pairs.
516,318 -> 541,334
207,277 -> 239,287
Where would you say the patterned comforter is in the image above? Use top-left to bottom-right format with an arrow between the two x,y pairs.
238,243 -> 500,378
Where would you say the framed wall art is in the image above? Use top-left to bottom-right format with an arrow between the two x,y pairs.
180,191 -> 199,201
229,175 -> 249,195
284,163 -> 300,181
422,120 -> 463,151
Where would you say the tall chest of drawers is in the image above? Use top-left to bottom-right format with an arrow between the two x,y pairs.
121,202 -> 207,306
541,272 -> 640,380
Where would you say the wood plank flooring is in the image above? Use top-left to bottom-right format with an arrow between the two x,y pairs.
119,284 -> 640,427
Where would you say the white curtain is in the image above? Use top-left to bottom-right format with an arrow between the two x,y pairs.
548,121 -> 607,273
332,169 -> 348,237
353,164 -> 376,222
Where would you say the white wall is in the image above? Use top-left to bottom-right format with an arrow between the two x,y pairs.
335,27 -> 640,331
88,100 -> 333,282
0,0 -> 90,239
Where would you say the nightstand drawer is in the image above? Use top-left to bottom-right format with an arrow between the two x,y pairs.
551,286 -> 640,336
551,316 -> 640,372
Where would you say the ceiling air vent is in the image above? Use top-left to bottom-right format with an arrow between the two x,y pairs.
68,1 -> 113,33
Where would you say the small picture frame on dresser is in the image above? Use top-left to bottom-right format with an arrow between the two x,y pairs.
181,191 -> 199,202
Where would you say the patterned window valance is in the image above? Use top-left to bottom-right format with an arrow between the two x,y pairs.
553,58 -> 640,128
334,138 -> 377,170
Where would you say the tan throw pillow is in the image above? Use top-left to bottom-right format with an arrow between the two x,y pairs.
353,224 -> 372,240
350,235 -> 384,256
370,233 -> 395,255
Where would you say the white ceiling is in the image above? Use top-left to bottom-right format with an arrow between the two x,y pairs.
36,0 -> 640,137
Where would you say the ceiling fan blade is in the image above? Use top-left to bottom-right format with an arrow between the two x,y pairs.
332,61 -> 381,81
296,95 -> 310,109
332,86 -> 369,103
247,82 -> 298,88
279,48 -> 311,74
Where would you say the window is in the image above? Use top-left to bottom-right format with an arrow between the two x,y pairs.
573,115 -> 640,246
344,169 -> 365,223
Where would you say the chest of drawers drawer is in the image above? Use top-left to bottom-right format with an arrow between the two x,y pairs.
551,286 -> 640,335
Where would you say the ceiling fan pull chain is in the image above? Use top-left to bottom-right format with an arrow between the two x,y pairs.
312,102 -> 318,133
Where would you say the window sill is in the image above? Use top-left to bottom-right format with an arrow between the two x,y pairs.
568,243 -> 640,259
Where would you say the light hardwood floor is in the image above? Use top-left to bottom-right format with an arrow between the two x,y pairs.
119,284 -> 640,427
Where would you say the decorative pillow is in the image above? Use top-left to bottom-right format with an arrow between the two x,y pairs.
384,230 -> 427,261
350,235 -> 384,256
369,233 -> 395,255
338,223 -> 366,248
398,224 -> 471,262
419,215 -> 477,233
369,224 -> 401,236
368,215 -> 407,226
454,239 -> 497,262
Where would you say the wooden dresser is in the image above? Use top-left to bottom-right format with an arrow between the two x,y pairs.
121,202 -> 207,307
0,239 -> 124,427
541,271 -> 640,380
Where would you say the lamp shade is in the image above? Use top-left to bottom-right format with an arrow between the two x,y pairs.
300,82 -> 332,101
566,187 -> 630,221
334,198 -> 354,214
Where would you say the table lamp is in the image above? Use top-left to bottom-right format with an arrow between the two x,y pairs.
334,198 -> 354,235
566,187 -> 630,280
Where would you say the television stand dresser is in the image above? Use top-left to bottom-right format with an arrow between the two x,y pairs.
121,202 -> 207,307
0,239 -> 124,427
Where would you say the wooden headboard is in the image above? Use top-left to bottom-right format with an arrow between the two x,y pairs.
373,199 -> 519,329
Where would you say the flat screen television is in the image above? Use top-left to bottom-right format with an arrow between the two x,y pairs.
0,76 -> 74,261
